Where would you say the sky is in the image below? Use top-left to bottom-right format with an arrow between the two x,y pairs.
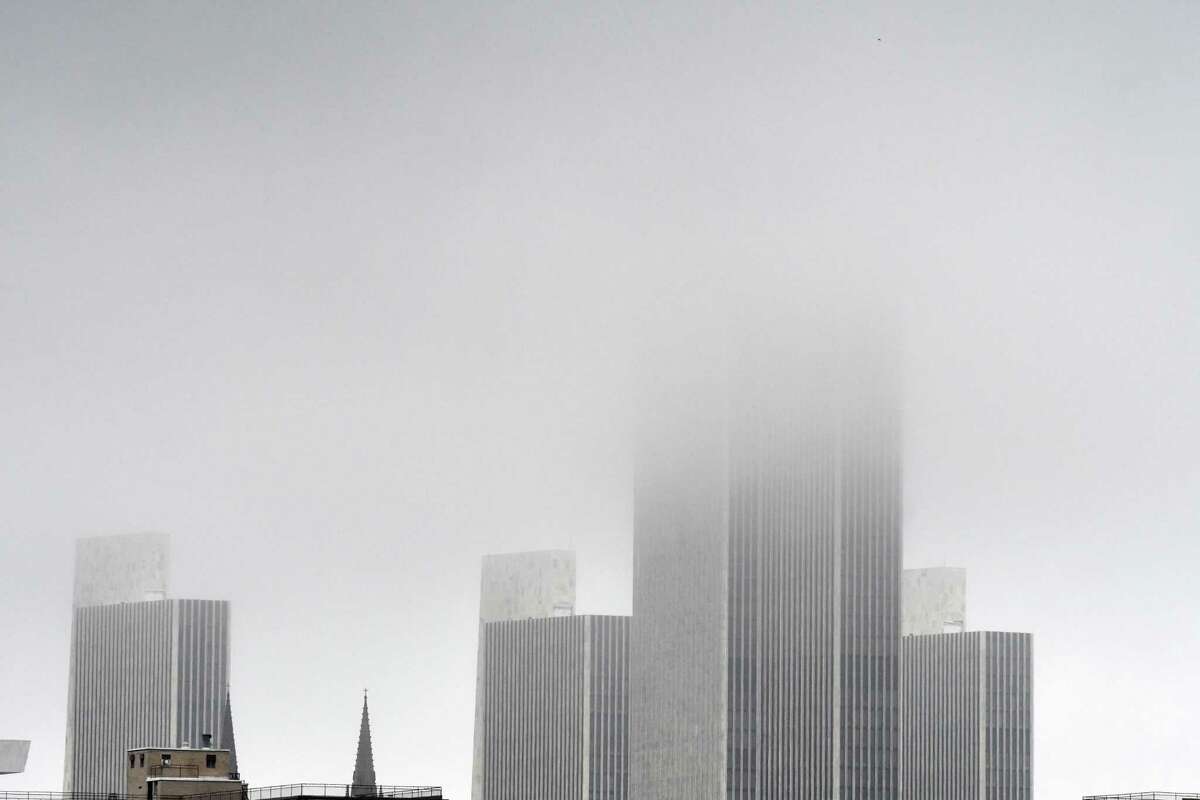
1,2 -> 1198,797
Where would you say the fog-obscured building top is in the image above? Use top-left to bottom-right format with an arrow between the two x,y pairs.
632,312 -> 904,799
902,566 -> 966,635
0,740 -> 30,775
74,533 -> 169,608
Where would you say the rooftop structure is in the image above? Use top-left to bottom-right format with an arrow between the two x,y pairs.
0,741 -> 30,776
902,566 -> 966,635
73,533 -> 169,608
126,744 -> 240,800
1083,794 -> 1200,799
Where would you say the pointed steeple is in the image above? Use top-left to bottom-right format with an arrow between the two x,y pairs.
351,690 -> 376,796
220,688 -> 239,777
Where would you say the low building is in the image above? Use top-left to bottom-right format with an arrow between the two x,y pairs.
127,742 -> 241,800
0,740 -> 30,776
1083,794 -> 1200,799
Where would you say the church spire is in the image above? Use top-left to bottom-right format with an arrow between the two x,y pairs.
220,688 -> 239,777
351,690 -> 376,795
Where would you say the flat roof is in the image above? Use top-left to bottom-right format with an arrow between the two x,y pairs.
146,778 -> 241,784
128,747 -> 232,753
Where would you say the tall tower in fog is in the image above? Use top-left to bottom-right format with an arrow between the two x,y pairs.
630,307 -> 902,800
64,534 -> 232,795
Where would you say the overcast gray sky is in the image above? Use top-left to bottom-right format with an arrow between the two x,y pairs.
2,2 -> 1198,798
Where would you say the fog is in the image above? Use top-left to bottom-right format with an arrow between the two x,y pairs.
2,3 -> 1198,798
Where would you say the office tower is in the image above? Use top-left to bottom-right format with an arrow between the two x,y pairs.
0,740 -> 30,775
352,693 -> 376,795
901,632 -> 1032,800
472,551 -> 575,800
900,568 -> 1033,800
64,534 -> 233,795
902,567 -> 966,635
479,614 -> 629,800
631,311 -> 903,800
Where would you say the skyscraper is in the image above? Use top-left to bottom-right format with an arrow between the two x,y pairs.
64,534 -> 233,795
472,551 -> 575,800
900,631 -> 1032,800
631,311 -> 902,800
900,568 -> 1033,800
479,614 -> 629,800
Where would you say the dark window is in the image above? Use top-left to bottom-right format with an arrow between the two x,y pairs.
206,755 -> 216,769
129,755 -> 135,768
161,754 -> 171,767
139,754 -> 145,768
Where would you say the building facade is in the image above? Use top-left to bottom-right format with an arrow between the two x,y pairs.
64,534 -> 234,795
901,631 -> 1033,800
479,614 -> 629,800
631,313 -> 903,800
472,550 -> 576,800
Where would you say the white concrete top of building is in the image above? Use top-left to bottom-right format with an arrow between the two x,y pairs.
902,566 -> 966,636
74,532 -> 170,608
479,550 -> 575,623
0,740 -> 31,775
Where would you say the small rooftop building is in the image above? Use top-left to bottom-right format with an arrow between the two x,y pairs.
126,743 -> 241,800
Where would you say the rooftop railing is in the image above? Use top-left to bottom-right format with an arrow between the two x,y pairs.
0,793 -> 135,800
148,767 -> 200,779
1083,793 -> 1200,800
181,785 -> 442,800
